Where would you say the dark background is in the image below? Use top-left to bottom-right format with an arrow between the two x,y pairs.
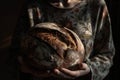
0,0 -> 119,80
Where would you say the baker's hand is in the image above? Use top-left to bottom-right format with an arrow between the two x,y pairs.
53,63 -> 90,79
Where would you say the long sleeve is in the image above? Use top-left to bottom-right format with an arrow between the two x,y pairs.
86,0 -> 115,80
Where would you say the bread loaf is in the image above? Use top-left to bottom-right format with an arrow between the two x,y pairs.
18,22 -> 85,75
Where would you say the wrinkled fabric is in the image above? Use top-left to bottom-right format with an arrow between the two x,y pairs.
12,0 -> 115,80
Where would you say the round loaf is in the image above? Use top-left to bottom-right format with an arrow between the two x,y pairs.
19,22 -> 84,74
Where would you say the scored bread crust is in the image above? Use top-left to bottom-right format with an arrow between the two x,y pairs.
18,22 -> 85,76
